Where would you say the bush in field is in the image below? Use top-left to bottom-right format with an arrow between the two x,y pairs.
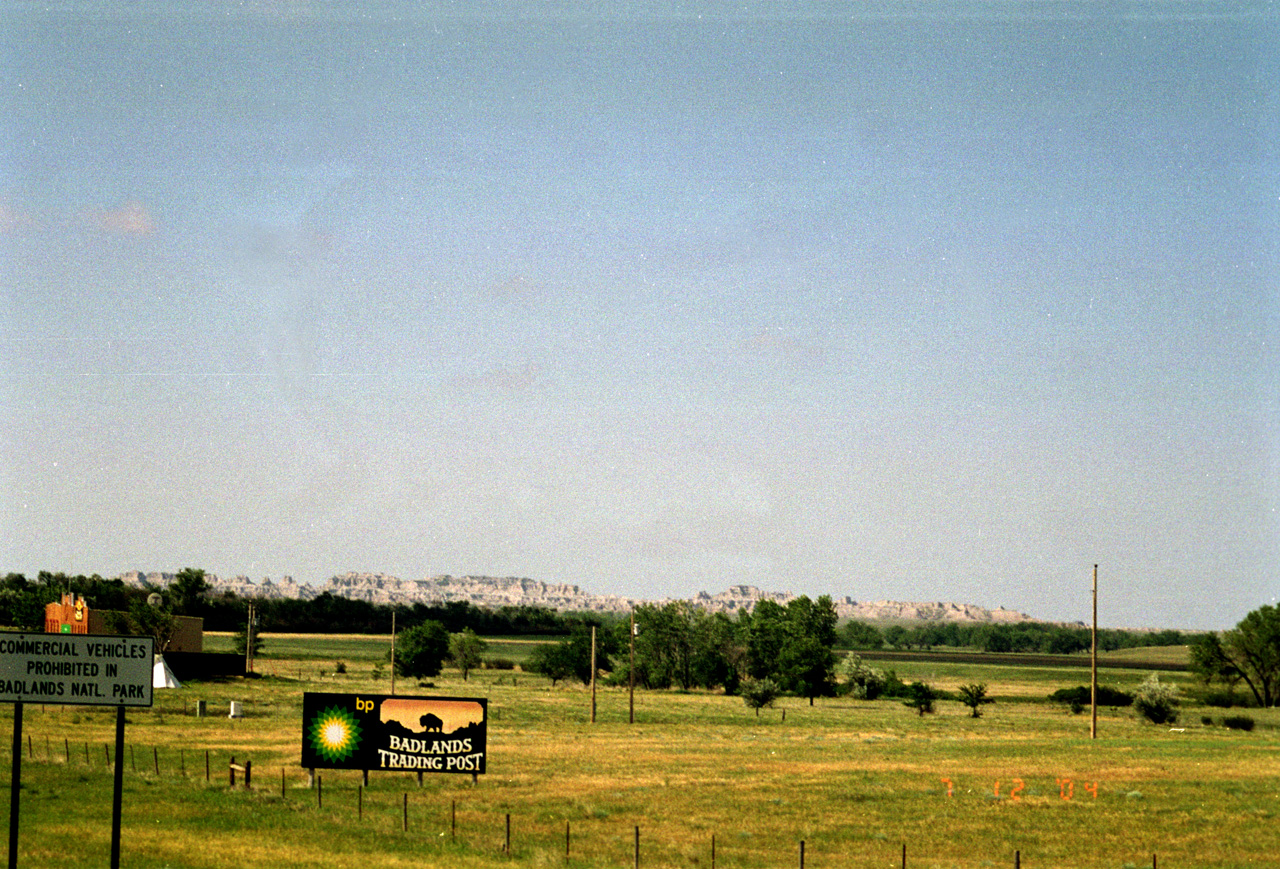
1202,689 -> 1247,708
839,655 -> 888,699
1134,673 -> 1179,725
485,658 -> 516,670
741,677 -> 781,715
904,681 -> 938,716
1222,715 -> 1255,731
1048,685 -> 1134,708
880,669 -> 908,698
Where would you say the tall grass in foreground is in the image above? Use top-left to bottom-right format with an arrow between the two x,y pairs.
4,653 -> 1277,868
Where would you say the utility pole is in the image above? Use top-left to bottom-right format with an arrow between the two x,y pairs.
1090,564 -> 1098,740
245,602 -> 255,674
629,608 -> 635,724
590,625 -> 597,724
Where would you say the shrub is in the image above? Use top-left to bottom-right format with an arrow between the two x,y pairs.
1048,685 -> 1133,708
1133,674 -> 1179,725
334,661 -> 347,674
1202,690 -> 1246,709
880,669 -> 908,698
839,655 -> 887,700
485,657 -> 517,670
1222,715 -> 1255,732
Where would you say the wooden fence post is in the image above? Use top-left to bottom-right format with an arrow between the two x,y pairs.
799,840 -> 805,869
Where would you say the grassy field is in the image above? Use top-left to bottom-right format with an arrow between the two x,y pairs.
5,638 -> 1277,868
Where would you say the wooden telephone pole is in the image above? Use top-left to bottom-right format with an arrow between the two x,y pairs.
590,626 -> 597,724
1090,564 -> 1098,740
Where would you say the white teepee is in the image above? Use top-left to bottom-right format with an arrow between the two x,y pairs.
153,654 -> 181,689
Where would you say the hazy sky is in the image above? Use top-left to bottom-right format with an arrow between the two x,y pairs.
3,1 -> 1276,630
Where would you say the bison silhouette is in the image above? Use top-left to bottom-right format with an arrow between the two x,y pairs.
419,713 -> 444,732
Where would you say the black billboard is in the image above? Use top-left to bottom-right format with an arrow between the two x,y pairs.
301,692 -> 486,774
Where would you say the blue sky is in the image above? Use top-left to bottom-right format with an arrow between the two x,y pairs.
2,1 -> 1276,629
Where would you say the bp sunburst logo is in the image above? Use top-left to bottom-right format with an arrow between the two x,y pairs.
308,706 -> 363,764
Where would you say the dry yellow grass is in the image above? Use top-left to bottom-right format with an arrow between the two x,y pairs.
5,648 -> 1277,868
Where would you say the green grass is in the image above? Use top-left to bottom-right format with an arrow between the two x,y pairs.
5,644 -> 1277,868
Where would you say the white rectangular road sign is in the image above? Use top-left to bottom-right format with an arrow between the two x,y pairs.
0,633 -> 155,707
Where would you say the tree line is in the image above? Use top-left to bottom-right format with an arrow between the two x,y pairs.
843,619 -> 1190,655
0,570 -> 586,637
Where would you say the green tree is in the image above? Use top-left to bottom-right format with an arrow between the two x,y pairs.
527,641 -> 578,686
779,596 -> 839,704
233,619 -> 264,658
395,621 -> 451,679
449,628 -> 488,680
632,602 -> 696,689
526,625 -> 611,687
169,567 -> 211,616
957,683 -> 993,718
108,597 -> 179,652
743,600 -> 790,680
842,620 -> 884,650
1190,604 -> 1280,708
883,624 -> 908,649
689,610 -> 744,693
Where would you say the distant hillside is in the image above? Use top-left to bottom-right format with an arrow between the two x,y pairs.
118,570 -> 1036,624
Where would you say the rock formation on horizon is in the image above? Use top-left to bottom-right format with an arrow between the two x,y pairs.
117,570 -> 1034,623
